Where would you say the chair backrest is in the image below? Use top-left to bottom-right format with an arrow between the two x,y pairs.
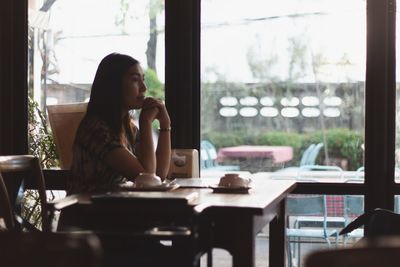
47,102 -> 88,169
287,195 -> 326,217
344,195 -> 364,225
305,142 -> 323,165
0,173 -> 15,230
200,140 -> 215,168
0,232 -> 102,267
0,155 -> 50,232
355,166 -> 365,179
299,144 -> 316,166
168,149 -> 199,178
205,141 -> 218,160
287,195 -> 329,233
200,146 -> 209,169
305,245 -> 400,267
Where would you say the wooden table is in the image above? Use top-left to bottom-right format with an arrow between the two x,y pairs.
181,178 -> 296,267
55,178 -> 296,267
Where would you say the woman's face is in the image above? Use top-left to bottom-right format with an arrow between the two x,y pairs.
121,63 -> 147,110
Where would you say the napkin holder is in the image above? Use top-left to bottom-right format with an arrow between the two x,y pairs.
168,149 -> 199,178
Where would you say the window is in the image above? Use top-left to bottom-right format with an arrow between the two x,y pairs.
201,1 -> 368,264
28,0 -> 165,105
27,0 -> 165,167
201,0 -> 365,180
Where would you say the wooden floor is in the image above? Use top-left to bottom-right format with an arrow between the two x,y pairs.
200,235 -> 269,267
200,234 -> 344,267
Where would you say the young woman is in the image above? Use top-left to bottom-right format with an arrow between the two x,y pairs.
68,53 -> 171,194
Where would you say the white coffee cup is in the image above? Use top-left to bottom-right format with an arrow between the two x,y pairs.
219,173 -> 250,188
135,173 -> 162,187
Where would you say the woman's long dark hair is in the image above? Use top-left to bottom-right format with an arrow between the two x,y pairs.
86,53 -> 139,138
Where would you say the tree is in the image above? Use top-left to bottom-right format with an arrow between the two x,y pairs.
144,68 -> 164,100
246,41 -> 279,83
146,0 -> 164,72
116,0 -> 164,74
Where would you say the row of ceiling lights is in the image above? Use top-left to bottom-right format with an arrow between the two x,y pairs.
219,96 -> 343,107
219,106 -> 341,118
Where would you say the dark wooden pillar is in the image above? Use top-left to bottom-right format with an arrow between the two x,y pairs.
165,0 -> 201,150
365,0 -> 396,212
0,0 -> 28,155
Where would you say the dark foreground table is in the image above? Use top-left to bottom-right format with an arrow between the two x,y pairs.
54,178 -> 296,267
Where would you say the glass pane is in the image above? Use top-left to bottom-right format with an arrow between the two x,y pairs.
395,196 -> 400,213
286,194 -> 363,266
27,0 -> 165,168
201,0 -> 365,183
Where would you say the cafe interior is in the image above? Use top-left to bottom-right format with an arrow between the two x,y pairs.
1,0 -> 400,266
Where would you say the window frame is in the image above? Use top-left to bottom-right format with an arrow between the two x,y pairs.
0,0 -> 28,155
0,0 -> 398,216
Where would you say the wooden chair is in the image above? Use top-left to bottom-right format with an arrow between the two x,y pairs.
47,102 -> 88,169
0,155 -> 50,232
0,232 -> 103,267
0,173 -> 15,230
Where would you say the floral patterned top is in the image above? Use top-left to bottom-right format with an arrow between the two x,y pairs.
68,116 -> 137,194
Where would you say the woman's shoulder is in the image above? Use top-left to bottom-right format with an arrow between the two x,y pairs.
74,115 -> 121,150
80,115 -> 110,130
76,115 -> 114,139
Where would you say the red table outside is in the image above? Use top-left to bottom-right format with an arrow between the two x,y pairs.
217,145 -> 293,163
217,145 -> 294,173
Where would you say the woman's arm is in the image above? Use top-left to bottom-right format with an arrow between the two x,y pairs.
104,98 -> 171,181
136,119 -> 157,173
104,102 -> 159,180
104,147 -> 146,180
155,104 -> 171,180
104,118 -> 157,180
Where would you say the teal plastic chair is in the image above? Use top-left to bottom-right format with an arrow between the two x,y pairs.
299,144 -> 316,166
278,143 -> 324,173
305,143 -> 324,166
286,195 -> 339,267
200,140 -> 240,171
342,195 -> 364,245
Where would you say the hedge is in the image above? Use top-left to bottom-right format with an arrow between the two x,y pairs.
202,128 -> 364,170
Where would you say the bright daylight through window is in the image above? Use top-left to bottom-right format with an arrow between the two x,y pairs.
201,0 -> 366,181
200,1 -> 366,265
27,0 -> 165,169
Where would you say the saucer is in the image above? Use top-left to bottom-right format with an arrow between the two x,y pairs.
209,185 -> 251,194
119,181 -> 179,192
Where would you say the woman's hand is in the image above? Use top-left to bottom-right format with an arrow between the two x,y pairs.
156,103 -> 171,128
139,97 -> 170,127
139,97 -> 160,124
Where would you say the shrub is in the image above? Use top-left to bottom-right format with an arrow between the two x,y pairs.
202,132 -> 245,149
144,68 -> 164,100
25,97 -> 59,230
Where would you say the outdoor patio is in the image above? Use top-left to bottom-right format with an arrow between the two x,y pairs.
200,232 -> 347,267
